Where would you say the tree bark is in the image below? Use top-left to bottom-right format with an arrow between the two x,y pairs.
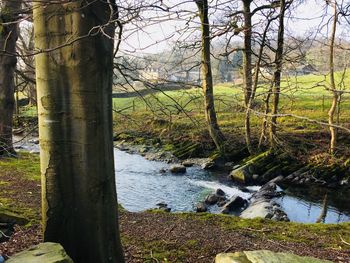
245,16 -> 273,154
20,26 -> 37,106
328,1 -> 338,155
0,0 -> 20,156
195,0 -> 225,151
242,0 -> 253,107
270,0 -> 286,149
33,1 -> 124,262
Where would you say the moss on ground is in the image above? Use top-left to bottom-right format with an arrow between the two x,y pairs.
0,153 -> 40,224
0,152 -> 40,181
175,212 -> 350,250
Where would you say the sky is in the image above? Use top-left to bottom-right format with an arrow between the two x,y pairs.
119,0 -> 347,55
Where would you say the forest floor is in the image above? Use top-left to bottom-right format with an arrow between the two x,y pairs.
0,153 -> 350,262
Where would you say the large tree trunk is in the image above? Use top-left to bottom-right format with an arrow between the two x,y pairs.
269,0 -> 286,149
0,0 -> 20,156
195,0 -> 225,151
328,1 -> 338,155
33,1 -> 124,262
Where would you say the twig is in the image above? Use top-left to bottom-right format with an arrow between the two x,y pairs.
150,251 -> 160,263
243,227 -> 272,233
266,239 -> 292,250
224,245 -> 233,252
340,235 -> 350,246
0,229 -> 10,238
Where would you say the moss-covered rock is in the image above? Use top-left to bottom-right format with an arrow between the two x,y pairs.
6,242 -> 73,263
229,164 -> 252,183
229,151 -> 302,184
215,250 -> 331,263
0,207 -> 29,225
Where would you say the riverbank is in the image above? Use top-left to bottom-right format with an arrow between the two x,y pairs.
114,133 -> 350,192
0,153 -> 350,262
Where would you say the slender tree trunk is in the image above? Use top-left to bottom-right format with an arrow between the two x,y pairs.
21,26 -> 37,106
195,0 -> 225,151
328,1 -> 338,155
0,0 -> 20,156
258,84 -> 273,149
242,0 -> 253,107
245,17 -> 272,154
34,1 -> 124,262
270,0 -> 286,149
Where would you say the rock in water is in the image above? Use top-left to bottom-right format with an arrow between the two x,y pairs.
229,165 -> 252,184
240,176 -> 289,221
169,165 -> 186,174
182,160 -> 194,167
196,202 -> 207,213
220,196 -> 246,214
156,202 -> 168,208
6,243 -> 74,263
201,160 -> 215,170
205,194 -> 220,205
215,250 -> 331,263
215,188 -> 225,196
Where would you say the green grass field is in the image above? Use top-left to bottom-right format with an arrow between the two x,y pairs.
112,72 -> 350,159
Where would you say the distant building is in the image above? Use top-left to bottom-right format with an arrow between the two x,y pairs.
286,64 -> 318,76
139,67 -> 162,82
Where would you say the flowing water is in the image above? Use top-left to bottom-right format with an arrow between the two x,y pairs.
114,149 -> 350,224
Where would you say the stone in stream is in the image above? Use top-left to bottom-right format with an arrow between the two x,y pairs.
217,200 -> 227,207
201,160 -> 215,170
159,168 -> 167,173
215,250 -> 332,263
156,202 -> 168,208
6,242 -> 74,263
156,202 -> 171,212
215,188 -> 225,196
196,202 -> 207,213
169,164 -> 186,174
204,194 -> 226,205
229,165 -> 252,184
220,196 -> 246,214
240,176 -> 289,221
205,194 -> 219,205
182,160 -> 195,167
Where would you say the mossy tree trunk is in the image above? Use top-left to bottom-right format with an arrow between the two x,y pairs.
33,1 -> 124,262
195,0 -> 225,151
270,0 -> 286,149
0,0 -> 20,156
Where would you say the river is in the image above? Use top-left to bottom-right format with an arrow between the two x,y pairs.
14,138 -> 350,224
114,149 -> 350,224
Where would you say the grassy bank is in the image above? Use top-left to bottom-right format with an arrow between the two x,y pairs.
0,153 -> 349,262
